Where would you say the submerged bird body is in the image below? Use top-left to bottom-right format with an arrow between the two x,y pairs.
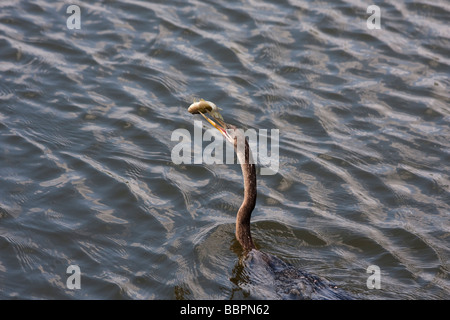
188,100 -> 352,300
244,250 -> 352,300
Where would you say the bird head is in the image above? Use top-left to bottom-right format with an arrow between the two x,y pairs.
188,100 -> 234,144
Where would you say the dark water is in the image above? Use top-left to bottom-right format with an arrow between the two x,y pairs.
0,0 -> 449,299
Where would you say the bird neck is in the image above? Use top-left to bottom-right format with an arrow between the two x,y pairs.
235,138 -> 257,252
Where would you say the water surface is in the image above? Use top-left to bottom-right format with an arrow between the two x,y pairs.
0,0 -> 449,299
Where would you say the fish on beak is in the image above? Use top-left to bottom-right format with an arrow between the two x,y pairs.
188,99 -> 232,143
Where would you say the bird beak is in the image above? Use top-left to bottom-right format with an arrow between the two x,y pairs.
198,111 -> 233,142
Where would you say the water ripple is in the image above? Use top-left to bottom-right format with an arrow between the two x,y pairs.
0,0 -> 449,299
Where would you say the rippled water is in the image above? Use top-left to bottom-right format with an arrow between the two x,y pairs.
0,0 -> 449,299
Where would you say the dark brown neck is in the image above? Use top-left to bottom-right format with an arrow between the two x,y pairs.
235,138 -> 257,252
